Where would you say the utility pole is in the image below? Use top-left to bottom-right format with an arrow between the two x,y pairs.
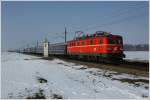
64,27 -> 67,55
65,27 -> 67,43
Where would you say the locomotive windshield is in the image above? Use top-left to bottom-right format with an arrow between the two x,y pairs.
116,39 -> 123,44
108,37 -> 123,44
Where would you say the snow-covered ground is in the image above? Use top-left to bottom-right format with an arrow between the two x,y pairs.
1,52 -> 149,99
124,51 -> 149,62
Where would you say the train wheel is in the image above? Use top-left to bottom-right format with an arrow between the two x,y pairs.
96,56 -> 99,63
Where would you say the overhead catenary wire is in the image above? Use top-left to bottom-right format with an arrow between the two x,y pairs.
83,11 -> 148,31
49,11 -> 148,44
23,3 -> 148,49
47,3 -> 148,40
70,5 -> 148,33
18,3 -> 148,50
46,4 -> 148,41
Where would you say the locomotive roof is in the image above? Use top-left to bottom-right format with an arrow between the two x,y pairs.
67,32 -> 122,43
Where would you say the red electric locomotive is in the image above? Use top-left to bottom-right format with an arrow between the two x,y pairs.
67,31 -> 125,62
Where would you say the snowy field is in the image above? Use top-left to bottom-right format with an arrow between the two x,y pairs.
1,52 -> 149,99
124,51 -> 149,61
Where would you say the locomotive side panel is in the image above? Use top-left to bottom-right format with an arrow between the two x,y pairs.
67,37 -> 108,55
67,34 -> 125,60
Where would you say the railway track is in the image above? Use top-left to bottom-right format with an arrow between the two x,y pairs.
121,60 -> 148,70
53,56 -> 149,77
19,52 -> 149,77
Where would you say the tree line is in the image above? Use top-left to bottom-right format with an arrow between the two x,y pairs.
123,44 -> 149,51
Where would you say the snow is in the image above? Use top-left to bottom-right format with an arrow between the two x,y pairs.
124,51 -> 149,61
1,52 -> 149,99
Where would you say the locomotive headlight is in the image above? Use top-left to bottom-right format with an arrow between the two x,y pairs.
120,48 -> 123,50
114,47 -> 118,51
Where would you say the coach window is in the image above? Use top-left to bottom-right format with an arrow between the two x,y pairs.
89,40 -> 93,45
82,41 -> 85,45
77,42 -> 79,46
93,40 -> 96,45
109,39 -> 114,44
99,39 -> 103,44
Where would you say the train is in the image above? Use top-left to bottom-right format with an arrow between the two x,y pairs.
20,31 -> 125,63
